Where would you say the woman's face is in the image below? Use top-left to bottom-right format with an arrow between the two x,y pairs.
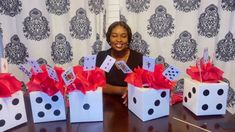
110,25 -> 129,52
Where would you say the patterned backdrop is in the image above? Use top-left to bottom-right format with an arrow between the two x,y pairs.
0,0 -> 235,113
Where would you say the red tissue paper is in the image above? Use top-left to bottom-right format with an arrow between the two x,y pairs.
186,60 -> 223,83
125,64 -> 176,90
66,65 -> 106,94
27,65 -> 65,96
0,73 -> 22,97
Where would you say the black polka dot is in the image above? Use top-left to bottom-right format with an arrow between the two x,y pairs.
192,87 -> 196,94
0,119 -> 5,127
203,89 -> 210,96
36,97 -> 43,103
154,100 -> 160,106
0,104 -> 2,111
133,97 -> 137,104
54,110 -> 61,116
40,128 -> 47,132
188,92 -> 192,98
83,103 -> 90,110
38,111 -> 45,118
12,98 -> 19,105
51,95 -> 59,102
202,104 -> 208,110
217,89 -> 224,96
216,103 -> 223,110
15,113 -> 22,120
45,103 -> 52,110
161,91 -> 166,98
148,108 -> 154,115
184,97 -> 187,102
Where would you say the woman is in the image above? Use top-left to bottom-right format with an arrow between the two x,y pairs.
96,21 -> 143,105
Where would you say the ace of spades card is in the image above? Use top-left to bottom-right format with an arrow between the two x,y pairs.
115,60 -> 132,73
84,55 -> 97,71
62,67 -> 76,86
100,55 -> 116,72
46,65 -> 59,81
162,65 -> 181,81
143,56 -> 155,72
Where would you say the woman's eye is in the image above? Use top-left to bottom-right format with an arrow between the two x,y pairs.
121,34 -> 127,38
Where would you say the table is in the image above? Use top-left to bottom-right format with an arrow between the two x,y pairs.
7,94 -> 235,132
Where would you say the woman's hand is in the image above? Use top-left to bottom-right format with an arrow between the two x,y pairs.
103,84 -> 128,106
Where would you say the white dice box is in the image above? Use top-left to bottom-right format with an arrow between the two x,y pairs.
0,91 -> 27,131
29,91 -> 66,123
68,87 -> 103,123
183,78 -> 228,116
128,84 -> 170,122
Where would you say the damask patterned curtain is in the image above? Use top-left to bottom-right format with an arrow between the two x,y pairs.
0,0 -> 235,113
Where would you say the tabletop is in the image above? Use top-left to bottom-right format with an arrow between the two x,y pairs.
7,94 -> 235,132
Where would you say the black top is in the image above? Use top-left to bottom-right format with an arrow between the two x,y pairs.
96,48 -> 143,86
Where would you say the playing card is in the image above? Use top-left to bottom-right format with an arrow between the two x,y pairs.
0,58 -> 8,73
18,64 -> 32,77
61,67 -> 76,86
84,55 -> 97,71
162,65 -> 181,81
202,47 -> 209,64
27,59 -> 43,73
46,65 -> 58,81
100,55 -> 116,72
143,56 -> 155,72
115,60 -> 132,73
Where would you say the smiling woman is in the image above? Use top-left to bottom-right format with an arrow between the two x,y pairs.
96,21 -> 143,106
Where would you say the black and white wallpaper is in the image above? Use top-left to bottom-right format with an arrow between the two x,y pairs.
0,0 -> 235,113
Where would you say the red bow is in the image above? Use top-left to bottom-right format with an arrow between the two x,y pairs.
27,65 -> 65,96
186,61 -> 223,83
66,66 -> 106,94
0,73 -> 22,97
125,64 -> 175,90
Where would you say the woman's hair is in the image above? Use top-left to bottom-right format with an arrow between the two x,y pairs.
106,21 -> 132,44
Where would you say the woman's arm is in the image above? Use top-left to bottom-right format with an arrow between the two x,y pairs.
104,84 -> 128,106
103,84 -> 127,95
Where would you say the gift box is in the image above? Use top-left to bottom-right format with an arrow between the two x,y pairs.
69,87 -> 103,123
183,60 -> 228,116
0,74 -> 27,131
183,78 -> 228,116
27,65 -> 66,123
128,84 -> 170,121
125,65 -> 174,122
66,66 -> 105,123
29,91 -> 66,123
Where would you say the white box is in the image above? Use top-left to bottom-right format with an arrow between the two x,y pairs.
183,78 -> 228,116
128,84 -> 170,122
0,91 -> 27,131
29,91 -> 66,123
69,87 -> 103,123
